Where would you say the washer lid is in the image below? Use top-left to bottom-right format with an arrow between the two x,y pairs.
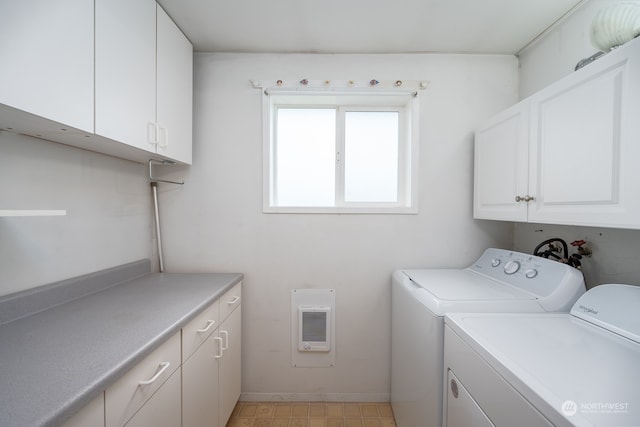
445,312 -> 640,427
570,284 -> 640,343
403,269 -> 536,301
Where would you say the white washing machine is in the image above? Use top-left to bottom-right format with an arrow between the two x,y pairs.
391,248 -> 585,427
444,284 -> 640,427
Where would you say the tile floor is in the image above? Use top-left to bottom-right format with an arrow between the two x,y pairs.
226,402 -> 397,427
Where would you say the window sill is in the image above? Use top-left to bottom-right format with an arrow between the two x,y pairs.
263,206 -> 418,214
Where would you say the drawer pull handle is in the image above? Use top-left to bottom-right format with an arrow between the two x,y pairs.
214,337 -> 223,359
196,320 -> 216,333
138,362 -> 171,386
220,330 -> 229,351
227,296 -> 240,305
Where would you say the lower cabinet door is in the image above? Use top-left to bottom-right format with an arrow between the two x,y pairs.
62,394 -> 105,427
182,332 -> 220,427
219,305 -> 242,426
125,369 -> 181,427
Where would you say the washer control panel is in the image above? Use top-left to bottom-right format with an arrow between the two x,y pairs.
470,248 -> 584,299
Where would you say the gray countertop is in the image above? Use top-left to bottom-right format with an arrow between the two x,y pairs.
0,262 -> 243,427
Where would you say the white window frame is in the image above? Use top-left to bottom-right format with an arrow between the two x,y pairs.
263,90 -> 419,214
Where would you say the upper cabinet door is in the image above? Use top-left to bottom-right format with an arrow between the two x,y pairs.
0,0 -> 93,133
528,38 -> 640,229
156,6 -> 193,165
473,101 -> 529,222
95,0 -> 157,152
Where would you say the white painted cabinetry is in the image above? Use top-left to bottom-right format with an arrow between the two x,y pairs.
474,37 -> 640,229
0,1 -> 192,165
0,0 -> 94,133
95,1 -> 193,164
61,394 -> 105,427
182,300 -> 221,427
218,299 -> 242,425
156,5 -> 193,164
474,101 -> 529,221
95,0 -> 157,153
105,333 -> 181,427
182,282 -> 242,427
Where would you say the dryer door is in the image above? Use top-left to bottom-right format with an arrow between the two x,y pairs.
446,370 -> 495,427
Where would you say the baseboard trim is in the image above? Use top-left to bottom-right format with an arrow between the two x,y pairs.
240,392 -> 390,403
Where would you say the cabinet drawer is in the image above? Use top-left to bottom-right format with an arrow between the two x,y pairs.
220,282 -> 242,322
182,299 -> 220,362
105,332 -> 180,427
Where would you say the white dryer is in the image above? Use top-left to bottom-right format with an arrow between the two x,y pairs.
391,248 -> 585,427
444,284 -> 640,427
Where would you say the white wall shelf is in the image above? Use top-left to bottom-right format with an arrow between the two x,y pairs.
0,210 -> 67,217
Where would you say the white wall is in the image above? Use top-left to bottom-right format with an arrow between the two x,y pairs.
158,53 -> 516,400
0,131 -> 153,296
515,0 -> 640,288
518,0 -> 619,98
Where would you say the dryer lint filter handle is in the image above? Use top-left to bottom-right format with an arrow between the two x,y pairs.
570,283 -> 640,343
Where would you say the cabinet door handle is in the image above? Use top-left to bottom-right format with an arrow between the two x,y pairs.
138,361 -> 171,386
227,296 -> 240,305
515,195 -> 535,202
158,126 -> 168,148
220,330 -> 229,351
214,336 -> 224,359
196,319 -> 216,333
147,122 -> 158,145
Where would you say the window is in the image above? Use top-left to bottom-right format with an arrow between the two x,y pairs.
263,91 -> 419,213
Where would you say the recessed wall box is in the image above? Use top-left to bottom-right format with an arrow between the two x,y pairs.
298,305 -> 331,352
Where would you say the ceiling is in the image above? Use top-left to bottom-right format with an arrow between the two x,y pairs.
157,0 -> 585,54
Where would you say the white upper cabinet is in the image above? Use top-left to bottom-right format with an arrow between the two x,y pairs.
0,0 -> 93,133
156,5 -> 193,164
527,40 -> 640,228
474,101 -> 529,221
0,0 -> 192,165
95,0 -> 157,153
474,37 -> 640,229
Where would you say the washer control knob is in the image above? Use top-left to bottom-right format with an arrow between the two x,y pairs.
491,258 -> 501,267
504,260 -> 520,275
525,269 -> 538,279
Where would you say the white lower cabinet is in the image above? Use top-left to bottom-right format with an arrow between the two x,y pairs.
218,304 -> 242,426
183,330 -> 221,427
182,282 -> 242,427
61,394 -> 105,427
124,370 -> 181,427
64,283 -> 242,427
182,300 -> 221,427
105,333 -> 181,427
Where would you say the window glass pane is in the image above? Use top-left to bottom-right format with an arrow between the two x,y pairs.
344,111 -> 399,202
276,108 -> 336,206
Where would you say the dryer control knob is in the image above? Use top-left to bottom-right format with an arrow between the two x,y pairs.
491,258 -> 501,267
525,269 -> 538,279
504,260 -> 520,275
